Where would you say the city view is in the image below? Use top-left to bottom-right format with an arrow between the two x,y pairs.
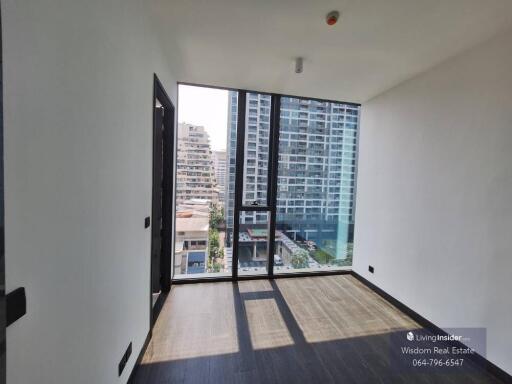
174,85 -> 359,278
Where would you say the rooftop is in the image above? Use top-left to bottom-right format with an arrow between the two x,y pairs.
176,217 -> 209,233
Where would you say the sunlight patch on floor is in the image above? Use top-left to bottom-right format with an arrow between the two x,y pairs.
245,298 -> 295,350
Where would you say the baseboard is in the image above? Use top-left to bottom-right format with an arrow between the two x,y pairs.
350,271 -> 512,384
127,330 -> 152,384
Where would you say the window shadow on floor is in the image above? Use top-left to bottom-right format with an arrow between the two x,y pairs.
131,280 -> 504,384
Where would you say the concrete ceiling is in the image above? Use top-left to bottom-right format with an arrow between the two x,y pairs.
153,0 -> 512,103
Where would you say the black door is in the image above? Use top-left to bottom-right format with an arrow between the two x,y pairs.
151,102 -> 164,299
150,75 -> 174,324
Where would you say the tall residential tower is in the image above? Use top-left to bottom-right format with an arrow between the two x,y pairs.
225,92 -> 359,260
212,150 -> 227,205
176,123 -> 219,204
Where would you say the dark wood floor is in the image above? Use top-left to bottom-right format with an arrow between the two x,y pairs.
132,275 -> 504,384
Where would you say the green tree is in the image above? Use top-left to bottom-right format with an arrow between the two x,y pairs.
291,249 -> 309,269
209,204 -> 224,228
212,262 -> 222,273
208,228 -> 220,262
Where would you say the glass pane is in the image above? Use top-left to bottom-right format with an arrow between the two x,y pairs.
174,85 -> 235,279
242,92 -> 271,208
274,97 -> 360,273
238,212 -> 269,276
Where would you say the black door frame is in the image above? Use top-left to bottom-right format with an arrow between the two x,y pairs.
0,6 -> 5,384
150,74 -> 174,325
173,82 -> 360,284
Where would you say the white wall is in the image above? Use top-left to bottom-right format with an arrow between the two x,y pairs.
354,28 -> 512,374
2,1 -> 176,383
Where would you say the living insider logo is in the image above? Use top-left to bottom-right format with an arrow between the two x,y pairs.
405,331 -> 464,343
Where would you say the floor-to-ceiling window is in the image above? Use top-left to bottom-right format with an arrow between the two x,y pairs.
174,84 -> 234,279
274,97 -> 359,273
174,84 -> 359,281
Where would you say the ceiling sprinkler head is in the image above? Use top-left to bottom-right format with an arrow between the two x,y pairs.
326,10 -> 340,26
295,57 -> 303,74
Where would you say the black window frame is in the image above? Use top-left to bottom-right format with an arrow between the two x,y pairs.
173,82 -> 361,284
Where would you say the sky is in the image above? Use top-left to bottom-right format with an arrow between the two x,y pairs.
178,84 -> 229,151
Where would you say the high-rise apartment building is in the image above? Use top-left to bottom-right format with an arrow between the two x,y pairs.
176,123 -> 219,204
225,92 -> 359,259
212,150 -> 227,204
225,92 -> 239,232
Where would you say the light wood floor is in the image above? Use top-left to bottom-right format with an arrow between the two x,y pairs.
132,275 -> 503,384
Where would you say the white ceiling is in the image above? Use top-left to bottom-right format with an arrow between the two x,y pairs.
153,0 -> 512,103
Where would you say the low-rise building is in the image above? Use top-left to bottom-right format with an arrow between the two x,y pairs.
174,200 -> 210,275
